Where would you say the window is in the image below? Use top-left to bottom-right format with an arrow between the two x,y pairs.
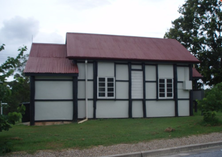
98,77 -> 115,98
159,78 -> 173,98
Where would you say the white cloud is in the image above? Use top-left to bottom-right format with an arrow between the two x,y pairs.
0,16 -> 39,64
0,16 -> 39,44
34,31 -> 65,44
0,0 -> 186,64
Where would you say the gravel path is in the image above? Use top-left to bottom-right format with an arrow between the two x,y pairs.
5,132 -> 222,157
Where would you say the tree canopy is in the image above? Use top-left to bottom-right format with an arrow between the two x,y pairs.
164,0 -> 222,86
0,44 -> 29,132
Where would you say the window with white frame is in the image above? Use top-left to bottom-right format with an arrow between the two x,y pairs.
97,77 -> 115,98
159,78 -> 173,98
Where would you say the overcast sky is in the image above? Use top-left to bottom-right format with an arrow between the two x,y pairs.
0,0 -> 186,64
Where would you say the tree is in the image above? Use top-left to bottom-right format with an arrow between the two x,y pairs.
0,44 -> 28,132
164,0 -> 222,86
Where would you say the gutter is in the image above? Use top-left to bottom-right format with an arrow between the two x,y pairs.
78,60 -> 88,124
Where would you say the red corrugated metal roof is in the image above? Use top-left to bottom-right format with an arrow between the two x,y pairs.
192,68 -> 203,78
24,43 -> 78,74
66,33 -> 200,63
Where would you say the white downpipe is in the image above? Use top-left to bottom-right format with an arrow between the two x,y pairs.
0,102 -> 7,115
78,60 -> 88,124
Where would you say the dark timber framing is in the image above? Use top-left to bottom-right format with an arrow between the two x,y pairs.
128,62 -> 132,118
27,60 -> 198,124
189,64 -> 193,116
173,64 -> 178,117
142,63 -> 147,117
30,76 -> 35,126
73,76 -> 78,122
156,64 -> 159,100
93,61 -> 98,119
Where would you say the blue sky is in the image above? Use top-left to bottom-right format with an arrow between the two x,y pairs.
0,0 -> 186,64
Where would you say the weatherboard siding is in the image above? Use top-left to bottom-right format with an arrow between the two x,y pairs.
32,62 -> 193,122
132,101 -> 143,118
35,101 -> 73,121
77,63 -> 93,79
96,101 -> 128,118
178,100 -> 190,116
145,65 -> 156,81
178,83 -> 190,99
146,101 -> 175,117
158,64 -> 173,78
77,81 -> 93,99
145,83 -> 156,99
98,62 -> 115,77
76,62 -> 192,118
116,64 -> 128,80
78,100 -> 94,119
33,76 -> 75,122
35,81 -> 73,99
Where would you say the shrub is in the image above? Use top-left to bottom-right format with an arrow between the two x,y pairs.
198,82 -> 222,125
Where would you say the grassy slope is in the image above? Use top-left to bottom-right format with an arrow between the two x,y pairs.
0,112 -> 222,153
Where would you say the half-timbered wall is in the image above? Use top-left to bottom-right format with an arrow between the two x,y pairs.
34,76 -> 73,121
76,61 -> 192,119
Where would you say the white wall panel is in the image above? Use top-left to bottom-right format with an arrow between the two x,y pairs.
78,81 -> 93,99
132,101 -> 143,118
35,101 -> 73,120
178,100 -> 189,116
178,67 -> 189,81
145,65 -> 156,81
146,83 -> 156,99
96,101 -> 128,118
35,81 -> 72,99
78,100 -> 94,119
77,63 -> 93,79
158,65 -> 173,78
116,64 -> 128,80
77,63 -> 84,79
98,62 -> 114,77
146,101 -> 175,117
116,82 -> 128,99
178,83 -> 190,99
132,65 -> 142,69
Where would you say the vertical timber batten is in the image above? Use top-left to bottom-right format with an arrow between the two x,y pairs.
73,76 -> 78,122
189,64 -> 193,116
30,76 -> 35,125
128,62 -> 132,118
142,63 -> 147,118
173,64 -> 178,117
156,64 -> 158,100
93,61 -> 97,119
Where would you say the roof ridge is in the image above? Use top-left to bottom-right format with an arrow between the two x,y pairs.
66,32 -> 173,40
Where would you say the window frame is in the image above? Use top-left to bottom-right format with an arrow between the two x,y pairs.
158,78 -> 173,99
97,77 -> 115,99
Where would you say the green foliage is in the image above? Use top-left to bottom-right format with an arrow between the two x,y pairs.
198,82 -> 222,124
0,115 -> 11,132
0,45 -> 27,82
0,44 -> 29,135
164,0 -> 222,86
0,105 -> 25,132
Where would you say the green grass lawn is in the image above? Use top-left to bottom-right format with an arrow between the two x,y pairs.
1,112 -> 222,154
